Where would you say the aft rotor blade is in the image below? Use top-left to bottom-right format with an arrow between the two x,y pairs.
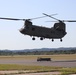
46,20 -> 76,22
0,17 -> 26,21
43,13 -> 60,21
62,20 -> 76,22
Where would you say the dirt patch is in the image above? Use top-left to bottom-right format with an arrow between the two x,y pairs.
0,70 -> 28,74
17,72 -> 61,75
0,70 -> 61,75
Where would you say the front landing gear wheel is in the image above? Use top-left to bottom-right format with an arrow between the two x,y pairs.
60,39 -> 62,42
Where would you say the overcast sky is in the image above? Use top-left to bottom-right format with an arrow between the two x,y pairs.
0,0 -> 76,50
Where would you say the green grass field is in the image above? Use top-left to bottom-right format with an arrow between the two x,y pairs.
0,54 -> 76,75
0,64 -> 61,71
0,64 -> 76,75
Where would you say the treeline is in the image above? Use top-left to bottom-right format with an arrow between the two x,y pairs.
0,49 -> 76,55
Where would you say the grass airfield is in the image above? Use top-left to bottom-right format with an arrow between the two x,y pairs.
0,54 -> 76,75
0,54 -> 76,60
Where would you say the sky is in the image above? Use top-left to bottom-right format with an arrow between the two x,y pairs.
0,0 -> 76,50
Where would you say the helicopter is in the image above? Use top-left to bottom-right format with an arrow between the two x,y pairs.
0,13 -> 76,42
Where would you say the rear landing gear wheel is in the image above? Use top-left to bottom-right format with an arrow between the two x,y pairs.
40,37 -> 43,40
32,37 -> 35,40
52,39 -> 54,42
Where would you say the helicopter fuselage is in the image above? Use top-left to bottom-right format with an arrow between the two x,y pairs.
19,20 -> 67,41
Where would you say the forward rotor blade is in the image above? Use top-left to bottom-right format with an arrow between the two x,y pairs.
0,17 -> 26,21
29,13 -> 57,20
45,21 -> 57,22
0,14 -> 57,21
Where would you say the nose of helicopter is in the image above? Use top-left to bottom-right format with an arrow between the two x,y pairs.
19,28 -> 25,34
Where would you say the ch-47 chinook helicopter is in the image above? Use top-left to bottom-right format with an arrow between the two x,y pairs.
0,13 -> 76,42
